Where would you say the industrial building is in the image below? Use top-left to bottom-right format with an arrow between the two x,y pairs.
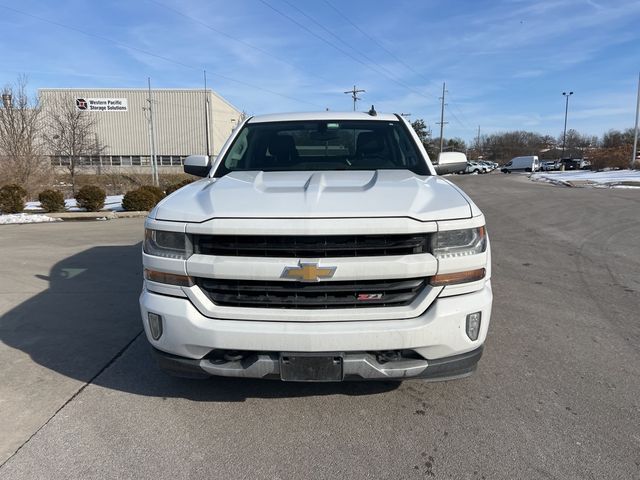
39,88 -> 242,172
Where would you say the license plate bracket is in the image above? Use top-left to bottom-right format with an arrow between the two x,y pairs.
280,353 -> 343,382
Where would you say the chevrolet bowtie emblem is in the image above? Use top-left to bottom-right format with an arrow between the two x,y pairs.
281,262 -> 337,282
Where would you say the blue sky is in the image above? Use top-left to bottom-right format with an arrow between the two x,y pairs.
1,0 -> 639,143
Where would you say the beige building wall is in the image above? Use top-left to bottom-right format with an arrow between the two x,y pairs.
39,88 -> 241,158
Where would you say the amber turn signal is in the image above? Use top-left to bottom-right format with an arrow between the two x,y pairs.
144,269 -> 194,287
430,268 -> 486,286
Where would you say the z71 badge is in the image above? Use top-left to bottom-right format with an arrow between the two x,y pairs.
357,293 -> 384,301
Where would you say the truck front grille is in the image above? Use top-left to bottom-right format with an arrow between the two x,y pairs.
193,234 -> 430,258
196,277 -> 427,309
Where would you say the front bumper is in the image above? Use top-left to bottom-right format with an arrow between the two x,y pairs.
140,280 -> 492,381
151,345 -> 484,381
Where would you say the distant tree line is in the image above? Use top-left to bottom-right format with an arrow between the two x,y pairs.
411,118 -> 637,170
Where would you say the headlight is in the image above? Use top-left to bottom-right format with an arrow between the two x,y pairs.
432,226 -> 486,258
144,229 -> 189,259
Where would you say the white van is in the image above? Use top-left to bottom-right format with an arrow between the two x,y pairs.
501,156 -> 539,173
434,151 -> 468,175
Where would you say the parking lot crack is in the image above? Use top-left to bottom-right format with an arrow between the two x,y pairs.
0,329 -> 143,469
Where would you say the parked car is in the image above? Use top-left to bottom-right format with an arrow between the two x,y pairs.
140,110 -> 492,382
466,161 -> 488,174
479,161 -> 497,171
560,158 -> 581,170
501,155 -> 540,173
541,160 -> 560,171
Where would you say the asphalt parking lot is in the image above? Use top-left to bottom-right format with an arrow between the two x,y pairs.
0,174 -> 639,479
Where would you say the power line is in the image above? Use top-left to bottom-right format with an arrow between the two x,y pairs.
447,98 -> 473,130
147,0 -> 340,88
314,0 -> 478,132
257,0 -> 437,105
258,0 -> 374,72
313,0 -> 477,132
446,104 -> 475,136
152,0 -> 437,112
280,0 -> 425,96
321,0 -> 440,100
0,3 -> 323,108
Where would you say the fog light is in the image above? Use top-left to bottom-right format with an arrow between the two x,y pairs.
466,312 -> 481,341
148,312 -> 163,340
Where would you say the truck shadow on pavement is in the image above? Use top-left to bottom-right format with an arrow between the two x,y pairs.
1,243 -> 398,401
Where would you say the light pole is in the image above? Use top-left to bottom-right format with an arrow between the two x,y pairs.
561,91 -> 573,158
632,73 -> 639,169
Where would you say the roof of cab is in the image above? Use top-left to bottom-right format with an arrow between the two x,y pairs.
247,111 -> 399,123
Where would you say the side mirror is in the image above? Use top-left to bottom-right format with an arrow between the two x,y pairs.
184,155 -> 210,177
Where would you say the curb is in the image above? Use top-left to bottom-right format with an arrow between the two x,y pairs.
46,211 -> 148,220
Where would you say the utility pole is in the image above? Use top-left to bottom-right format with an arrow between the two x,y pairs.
145,77 -> 159,186
476,125 -> 481,157
436,82 -> 448,154
203,70 -> 211,158
562,91 -> 573,158
95,132 -> 101,176
344,85 -> 365,111
632,72 -> 639,169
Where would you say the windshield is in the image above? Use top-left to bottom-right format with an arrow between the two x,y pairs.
213,119 -> 429,176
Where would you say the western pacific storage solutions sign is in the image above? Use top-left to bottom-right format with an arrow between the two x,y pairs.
75,98 -> 128,112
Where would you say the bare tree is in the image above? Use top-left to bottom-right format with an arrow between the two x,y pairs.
0,75 -> 51,194
481,131 -> 548,162
602,128 -> 636,148
558,129 -> 596,158
42,96 -> 105,195
590,144 -> 632,170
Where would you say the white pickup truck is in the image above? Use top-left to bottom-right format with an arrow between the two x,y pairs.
140,111 -> 492,382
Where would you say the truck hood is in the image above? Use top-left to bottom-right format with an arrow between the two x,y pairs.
153,170 -> 472,223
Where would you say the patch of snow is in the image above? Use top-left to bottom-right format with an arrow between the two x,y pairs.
24,194 -> 124,212
530,169 -> 640,188
0,214 -> 62,225
104,195 -> 124,211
